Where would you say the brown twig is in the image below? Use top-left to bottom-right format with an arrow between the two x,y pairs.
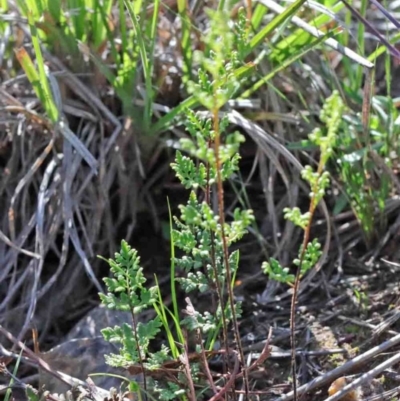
208,351 -> 241,401
323,351 -> 400,401
275,331 -> 400,401
179,329 -> 197,401
212,100 -> 249,400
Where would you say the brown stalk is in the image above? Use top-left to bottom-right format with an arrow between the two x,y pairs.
211,101 -> 249,400
179,328 -> 197,401
246,0 -> 253,21
206,131 -> 230,398
290,160 -> 325,401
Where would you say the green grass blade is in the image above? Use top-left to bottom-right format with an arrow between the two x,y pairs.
368,32 -> 400,63
177,0 -> 192,79
251,3 -> 267,30
167,198 -> 179,323
95,0 -> 120,63
92,0 -> 113,50
69,0 -> 86,41
268,1 -> 343,61
248,0 -> 307,53
146,0 -> 160,106
4,348 -> 23,401
152,301 -> 178,358
125,0 -> 153,129
148,0 -> 160,58
133,0 -> 143,15
25,10 -> 58,122
15,46 -> 57,123
242,34 -> 327,98
153,276 -> 183,358
150,95 -> 197,134
25,0 -> 42,18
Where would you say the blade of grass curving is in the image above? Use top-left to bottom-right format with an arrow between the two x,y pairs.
92,0 -> 113,50
368,32 -> 400,63
146,0 -> 160,99
14,47 -> 43,101
125,0 -> 153,130
148,0 -> 161,56
271,22 -> 337,64
177,0 -> 192,79
261,0 -> 373,68
269,0 -> 344,61
151,95 -> 197,134
152,304 -> 179,360
153,276 -> 182,359
249,0 -> 307,53
25,9 -> 59,122
252,3 -> 267,30
133,0 -> 143,14
116,0 -> 139,116
341,0 -> 400,62
118,0 -> 128,51
95,0 -> 120,62
4,348 -> 23,401
242,34 -> 327,98
69,0 -> 86,41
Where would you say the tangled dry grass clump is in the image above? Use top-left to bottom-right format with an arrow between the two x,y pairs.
0,6 -> 172,345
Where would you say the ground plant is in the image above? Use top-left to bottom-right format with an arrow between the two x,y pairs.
98,12 -> 342,400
